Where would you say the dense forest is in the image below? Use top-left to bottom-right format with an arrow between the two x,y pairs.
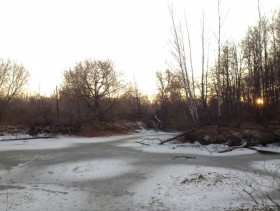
0,8 -> 280,135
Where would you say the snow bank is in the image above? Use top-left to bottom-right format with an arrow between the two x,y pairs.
252,143 -> 280,154
0,137 -> 72,151
0,133 -> 31,140
0,131 -> 175,151
130,165 -> 275,211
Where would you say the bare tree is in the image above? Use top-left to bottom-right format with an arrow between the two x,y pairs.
257,0 -> 263,101
0,59 -> 29,119
155,69 -> 187,129
62,59 -> 122,123
184,15 -> 196,99
217,0 -> 222,119
119,81 -> 143,118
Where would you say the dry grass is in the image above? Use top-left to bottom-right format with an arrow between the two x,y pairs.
74,130 -> 128,137
73,120 -> 143,137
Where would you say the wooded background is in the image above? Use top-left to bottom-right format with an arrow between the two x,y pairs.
0,8 -> 280,132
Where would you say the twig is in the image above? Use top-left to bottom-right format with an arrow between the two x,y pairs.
198,144 -> 213,155
266,192 -> 280,209
6,193 -> 15,211
243,188 -> 259,205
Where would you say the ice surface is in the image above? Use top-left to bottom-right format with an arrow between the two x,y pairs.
0,131 -> 279,210
40,159 -> 134,181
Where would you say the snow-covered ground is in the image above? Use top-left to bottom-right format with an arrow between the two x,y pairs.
130,165 -> 276,210
1,160 -> 278,210
0,184 -> 89,211
0,131 -> 279,210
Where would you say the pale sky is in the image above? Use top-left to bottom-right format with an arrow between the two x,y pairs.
0,0 -> 279,96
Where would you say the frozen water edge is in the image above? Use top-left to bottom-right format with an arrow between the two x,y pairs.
117,141 -> 257,157
116,132 -> 280,156
0,130 -> 173,151
251,159 -> 280,173
252,143 -> 280,153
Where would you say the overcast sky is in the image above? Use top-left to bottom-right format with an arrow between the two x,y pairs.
0,0 -> 279,96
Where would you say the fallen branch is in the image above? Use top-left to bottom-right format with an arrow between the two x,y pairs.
172,155 -> 196,160
136,138 -> 163,146
218,142 -> 247,153
159,122 -> 210,145
0,136 -> 55,142
135,141 -> 149,146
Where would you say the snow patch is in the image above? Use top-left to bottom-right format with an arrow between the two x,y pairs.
40,159 -> 133,182
0,184 -> 88,211
130,165 -> 274,210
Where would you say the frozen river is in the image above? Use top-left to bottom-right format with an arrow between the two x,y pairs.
0,131 -> 279,210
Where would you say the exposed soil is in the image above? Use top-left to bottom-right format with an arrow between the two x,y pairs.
73,121 -> 146,137
0,120 -> 146,138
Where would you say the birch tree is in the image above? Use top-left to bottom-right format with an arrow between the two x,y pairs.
169,6 -> 199,127
201,9 -> 207,120
217,0 -> 222,119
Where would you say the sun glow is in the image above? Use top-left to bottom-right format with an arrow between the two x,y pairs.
256,98 -> 264,105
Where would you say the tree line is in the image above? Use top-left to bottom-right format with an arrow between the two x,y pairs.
0,8 -> 280,132
156,5 -> 280,129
